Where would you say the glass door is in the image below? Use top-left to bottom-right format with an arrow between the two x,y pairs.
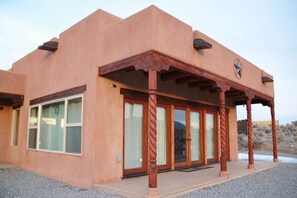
156,106 -> 167,167
174,109 -> 187,166
124,101 -> 145,174
190,111 -> 201,163
206,112 -> 217,161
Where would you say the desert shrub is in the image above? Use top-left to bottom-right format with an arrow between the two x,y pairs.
238,133 -> 248,149
265,129 -> 271,134
259,131 -> 265,137
253,129 -> 265,137
277,133 -> 285,143
253,135 -> 265,149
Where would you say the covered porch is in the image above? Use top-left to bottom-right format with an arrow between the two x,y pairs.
98,50 -> 278,196
95,160 -> 278,197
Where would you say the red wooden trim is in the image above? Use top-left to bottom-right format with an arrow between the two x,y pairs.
30,85 -> 86,105
271,105 -> 278,161
99,51 -> 273,103
186,107 -> 191,166
246,98 -> 254,168
148,70 -> 158,189
219,91 -> 227,173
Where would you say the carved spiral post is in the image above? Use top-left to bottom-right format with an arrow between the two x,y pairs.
219,90 -> 227,176
148,70 -> 158,195
246,98 -> 254,169
271,104 -> 278,162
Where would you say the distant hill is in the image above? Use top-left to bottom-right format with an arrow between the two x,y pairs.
174,121 -> 186,130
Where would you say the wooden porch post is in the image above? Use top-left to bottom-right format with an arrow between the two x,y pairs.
246,98 -> 254,169
148,69 -> 158,196
271,104 -> 278,162
219,90 -> 228,177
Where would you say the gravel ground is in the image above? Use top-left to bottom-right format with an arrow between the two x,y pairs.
0,168 -> 122,198
180,163 -> 297,198
1,164 -> 297,198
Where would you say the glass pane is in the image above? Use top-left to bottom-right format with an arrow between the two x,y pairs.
206,113 -> 215,159
190,112 -> 200,161
67,97 -> 82,124
40,101 -> 65,151
66,126 -> 82,154
28,129 -> 37,149
12,109 -> 20,146
174,109 -> 186,163
29,107 -> 38,127
157,107 -> 167,166
124,103 -> 143,169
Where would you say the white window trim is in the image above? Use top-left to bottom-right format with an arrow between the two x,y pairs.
11,109 -> 20,146
27,94 -> 84,156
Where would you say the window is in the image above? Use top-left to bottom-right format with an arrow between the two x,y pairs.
28,95 -> 83,154
11,109 -> 20,146
28,107 -> 38,149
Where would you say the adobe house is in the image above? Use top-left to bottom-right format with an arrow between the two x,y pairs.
0,6 -> 277,195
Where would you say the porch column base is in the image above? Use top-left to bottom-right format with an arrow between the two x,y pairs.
248,164 -> 255,170
147,188 -> 158,196
219,171 -> 228,177
273,158 -> 279,163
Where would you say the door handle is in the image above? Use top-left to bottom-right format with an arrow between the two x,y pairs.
186,138 -> 191,141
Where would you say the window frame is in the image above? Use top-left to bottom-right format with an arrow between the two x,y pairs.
27,94 -> 84,156
11,108 -> 20,146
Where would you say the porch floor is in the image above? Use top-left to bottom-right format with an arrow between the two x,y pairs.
94,160 -> 278,198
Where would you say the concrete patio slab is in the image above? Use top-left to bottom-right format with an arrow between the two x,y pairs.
94,160 -> 278,197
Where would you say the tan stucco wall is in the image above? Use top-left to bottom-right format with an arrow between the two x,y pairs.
93,77 -> 124,183
5,9 -> 121,188
0,70 -> 25,95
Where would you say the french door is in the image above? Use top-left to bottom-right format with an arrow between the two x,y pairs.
124,100 -> 169,174
123,99 -> 218,174
206,111 -> 218,162
124,100 -> 147,174
174,108 -> 203,167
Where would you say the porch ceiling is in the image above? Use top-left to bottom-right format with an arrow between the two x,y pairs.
0,92 -> 24,107
98,51 -> 273,106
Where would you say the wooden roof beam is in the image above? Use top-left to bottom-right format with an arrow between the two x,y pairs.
200,84 -> 215,91
38,41 -> 58,52
188,80 -> 212,88
176,76 -> 201,84
160,71 -> 188,81
193,38 -> 212,50
262,76 -> 273,83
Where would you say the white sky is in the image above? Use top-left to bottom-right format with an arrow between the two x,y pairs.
1,0 -> 296,124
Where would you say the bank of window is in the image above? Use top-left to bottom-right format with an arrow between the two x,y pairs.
11,109 -> 20,146
27,96 -> 83,154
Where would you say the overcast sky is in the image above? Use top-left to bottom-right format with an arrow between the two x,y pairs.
1,0 -> 296,124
